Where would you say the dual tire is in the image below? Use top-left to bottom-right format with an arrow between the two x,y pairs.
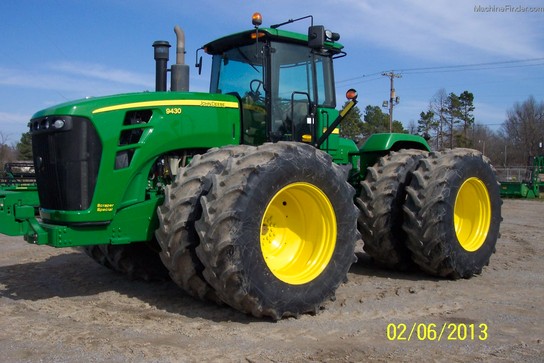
156,142 -> 359,319
359,148 -> 502,279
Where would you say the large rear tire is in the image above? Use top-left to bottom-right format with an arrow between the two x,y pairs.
156,146 -> 249,301
195,142 -> 359,319
356,149 -> 427,269
402,149 -> 502,278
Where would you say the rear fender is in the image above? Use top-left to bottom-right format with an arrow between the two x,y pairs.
357,133 -> 431,180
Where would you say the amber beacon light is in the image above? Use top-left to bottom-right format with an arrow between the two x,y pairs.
346,88 -> 358,100
252,12 -> 263,27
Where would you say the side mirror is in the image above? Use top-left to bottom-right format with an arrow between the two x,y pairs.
195,48 -> 203,75
196,56 -> 203,75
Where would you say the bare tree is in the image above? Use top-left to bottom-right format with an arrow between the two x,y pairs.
0,132 -> 17,169
501,96 -> 544,166
430,89 -> 448,150
406,119 -> 418,135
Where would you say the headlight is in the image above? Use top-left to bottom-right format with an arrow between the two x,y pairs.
52,119 -> 65,129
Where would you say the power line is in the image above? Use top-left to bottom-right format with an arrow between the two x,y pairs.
336,72 -> 383,84
397,57 -> 544,74
400,61 -> 544,75
336,57 -> 544,85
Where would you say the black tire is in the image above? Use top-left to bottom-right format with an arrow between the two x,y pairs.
356,149 -> 427,269
82,245 -> 114,270
195,142 -> 359,320
402,148 -> 502,279
81,240 -> 169,281
156,146 -> 250,302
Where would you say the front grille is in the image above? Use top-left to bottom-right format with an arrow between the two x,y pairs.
31,116 -> 102,211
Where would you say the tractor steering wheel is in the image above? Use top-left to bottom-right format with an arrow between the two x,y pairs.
248,79 -> 264,103
250,79 -> 263,94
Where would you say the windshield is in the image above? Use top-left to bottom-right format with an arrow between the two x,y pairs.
210,44 -> 266,145
210,45 -> 264,98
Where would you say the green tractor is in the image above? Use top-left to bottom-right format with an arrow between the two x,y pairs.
0,13 -> 502,319
500,155 -> 544,199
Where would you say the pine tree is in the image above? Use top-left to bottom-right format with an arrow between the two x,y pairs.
458,91 -> 475,147
339,101 -> 364,143
445,93 -> 461,149
362,105 -> 405,139
16,132 -> 33,160
417,108 -> 437,142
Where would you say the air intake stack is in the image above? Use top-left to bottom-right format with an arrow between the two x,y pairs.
152,40 -> 170,92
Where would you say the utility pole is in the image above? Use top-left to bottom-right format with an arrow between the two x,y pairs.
382,71 -> 402,132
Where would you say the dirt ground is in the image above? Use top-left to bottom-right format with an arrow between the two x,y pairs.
0,199 -> 542,362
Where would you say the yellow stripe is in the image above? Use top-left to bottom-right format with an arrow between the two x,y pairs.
92,99 -> 239,114
322,128 -> 339,134
339,101 -> 355,117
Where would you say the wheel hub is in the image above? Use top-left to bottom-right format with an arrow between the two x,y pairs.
260,182 -> 337,285
454,177 -> 492,252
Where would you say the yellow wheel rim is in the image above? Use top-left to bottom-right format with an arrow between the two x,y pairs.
454,177 -> 492,252
260,182 -> 337,285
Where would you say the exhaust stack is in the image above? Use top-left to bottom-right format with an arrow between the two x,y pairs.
171,25 -> 190,91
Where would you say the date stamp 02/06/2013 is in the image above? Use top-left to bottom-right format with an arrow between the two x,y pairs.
386,322 -> 489,342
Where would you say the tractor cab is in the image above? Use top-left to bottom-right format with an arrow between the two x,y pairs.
203,14 -> 344,147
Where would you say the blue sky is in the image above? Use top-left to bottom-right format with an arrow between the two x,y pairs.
1,0 -> 543,143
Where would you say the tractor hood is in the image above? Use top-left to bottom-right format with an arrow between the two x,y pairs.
31,91 -> 239,120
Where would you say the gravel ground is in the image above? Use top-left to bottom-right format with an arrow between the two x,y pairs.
0,199 -> 542,362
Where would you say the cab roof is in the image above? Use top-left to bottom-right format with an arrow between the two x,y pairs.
203,28 -> 344,55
